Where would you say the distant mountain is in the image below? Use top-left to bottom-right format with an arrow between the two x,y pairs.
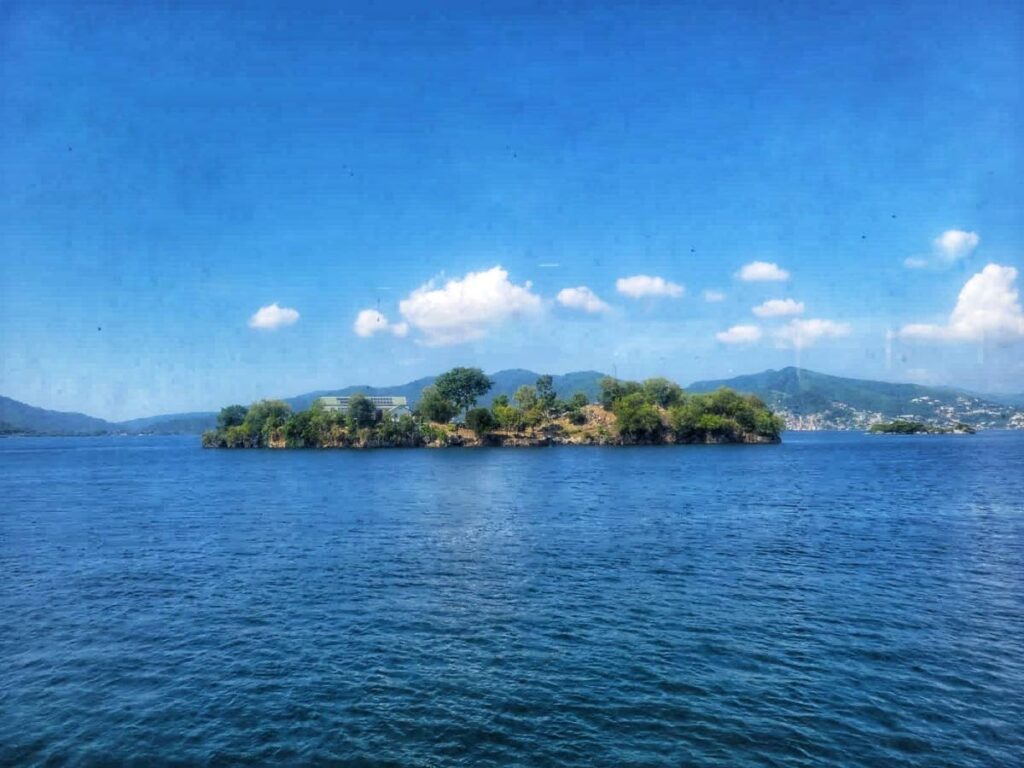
0,371 -> 607,436
0,395 -> 111,435
282,369 -> 607,412
115,412 -> 218,435
5,367 -> 1018,436
979,392 -> 1024,409
687,367 -> 1023,430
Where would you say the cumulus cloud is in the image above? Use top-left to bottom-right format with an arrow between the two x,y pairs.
353,309 -> 409,338
904,229 -> 980,269
615,275 -> 684,299
248,303 -> 300,330
774,318 -> 851,349
556,286 -> 611,313
703,289 -> 726,303
736,261 -> 790,282
934,230 -> 980,262
398,266 -> 541,346
899,264 -> 1024,343
752,298 -> 805,318
716,324 -> 763,344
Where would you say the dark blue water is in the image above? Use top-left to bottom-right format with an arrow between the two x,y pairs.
1,433 -> 1022,766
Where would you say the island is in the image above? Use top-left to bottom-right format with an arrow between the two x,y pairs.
868,420 -> 976,435
202,368 -> 785,449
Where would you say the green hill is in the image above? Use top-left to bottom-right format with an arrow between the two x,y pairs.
0,396 -> 111,435
687,367 -> 1020,430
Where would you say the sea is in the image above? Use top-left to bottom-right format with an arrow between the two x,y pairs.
1,432 -> 1022,766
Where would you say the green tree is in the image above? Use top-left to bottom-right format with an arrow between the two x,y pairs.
434,367 -> 493,419
642,377 -> 684,408
613,392 -> 663,440
536,374 -> 558,415
514,385 -> 538,410
243,400 -> 292,444
465,407 -> 496,437
417,385 -> 458,423
598,376 -> 642,409
379,413 -> 421,444
347,393 -> 378,429
217,404 -> 248,430
492,400 -> 524,433
567,392 -> 589,409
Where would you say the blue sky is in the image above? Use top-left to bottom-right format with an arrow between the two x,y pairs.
1,0 -> 1022,419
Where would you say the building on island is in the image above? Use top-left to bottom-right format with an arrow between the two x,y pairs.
317,395 -> 411,420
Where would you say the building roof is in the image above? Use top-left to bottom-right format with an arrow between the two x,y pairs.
318,395 -> 408,408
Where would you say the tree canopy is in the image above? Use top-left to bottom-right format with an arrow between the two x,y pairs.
417,385 -> 458,423
434,367 -> 492,418
347,393 -> 377,428
217,404 -> 248,430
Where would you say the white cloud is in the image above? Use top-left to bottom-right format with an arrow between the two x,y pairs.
736,261 -> 790,282
353,309 -> 409,338
703,289 -> 726,303
398,266 -> 541,346
899,264 -> 1024,343
774,318 -> 851,349
248,303 -> 300,330
716,324 -> 763,344
934,230 -> 980,262
615,275 -> 684,299
904,230 -> 981,269
752,298 -> 805,318
556,286 -> 611,313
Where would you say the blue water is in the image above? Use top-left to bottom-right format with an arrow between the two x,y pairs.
1,433 -> 1022,766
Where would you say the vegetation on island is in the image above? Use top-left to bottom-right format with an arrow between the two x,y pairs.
869,420 -> 975,435
202,368 -> 785,449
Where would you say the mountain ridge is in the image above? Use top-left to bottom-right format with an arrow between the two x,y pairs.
2,368 -> 1021,435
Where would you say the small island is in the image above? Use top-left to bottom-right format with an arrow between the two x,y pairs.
202,368 -> 784,449
868,420 -> 976,435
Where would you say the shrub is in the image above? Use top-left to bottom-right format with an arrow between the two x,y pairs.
465,407 -> 496,437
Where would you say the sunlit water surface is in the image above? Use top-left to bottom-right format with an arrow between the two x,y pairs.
1,432 -> 1022,766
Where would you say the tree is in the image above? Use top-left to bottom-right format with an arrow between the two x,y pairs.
243,400 -> 292,444
465,407 -> 496,438
347,393 -> 378,429
514,385 -> 538,411
536,374 -> 557,415
379,413 -> 420,444
217,404 -> 248,430
613,392 -> 663,440
434,367 -> 492,419
417,385 -> 458,423
492,401 -> 524,433
598,376 -> 642,409
642,377 -> 684,408
567,392 -> 589,409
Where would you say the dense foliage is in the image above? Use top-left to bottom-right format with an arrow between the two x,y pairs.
202,369 -> 784,448
433,367 -> 492,418
600,377 -> 784,442
869,420 -> 975,435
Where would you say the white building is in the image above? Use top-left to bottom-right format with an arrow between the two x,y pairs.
317,395 -> 411,420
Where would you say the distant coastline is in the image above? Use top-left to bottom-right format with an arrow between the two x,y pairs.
868,420 -> 976,435
5,367 -> 1022,437
202,369 -> 784,450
